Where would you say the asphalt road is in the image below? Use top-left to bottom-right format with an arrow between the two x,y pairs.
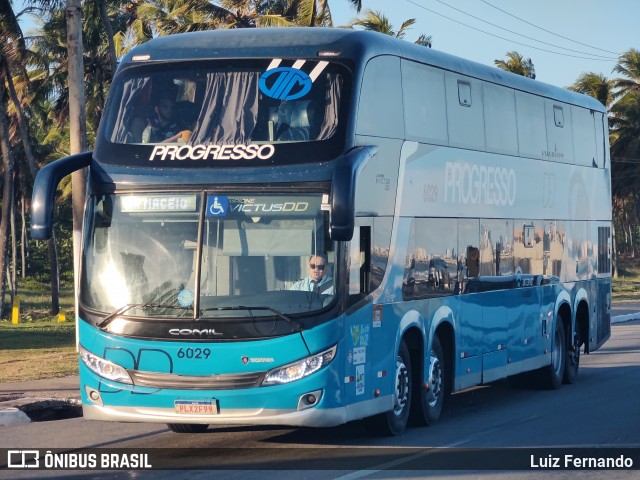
1,319 -> 639,479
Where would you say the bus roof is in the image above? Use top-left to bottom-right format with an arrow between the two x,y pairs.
121,28 -> 605,113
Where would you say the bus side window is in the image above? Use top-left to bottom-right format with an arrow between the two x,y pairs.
359,226 -> 371,292
466,247 -> 480,278
349,222 -> 372,299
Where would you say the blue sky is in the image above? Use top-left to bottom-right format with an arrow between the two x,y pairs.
328,0 -> 638,89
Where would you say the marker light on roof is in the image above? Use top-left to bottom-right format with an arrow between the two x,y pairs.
317,51 -> 341,57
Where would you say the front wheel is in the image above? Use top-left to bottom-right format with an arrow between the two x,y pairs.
365,340 -> 412,436
411,335 -> 446,426
167,423 -> 209,433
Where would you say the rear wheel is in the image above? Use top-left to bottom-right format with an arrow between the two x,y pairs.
365,340 -> 412,436
563,321 -> 581,384
411,335 -> 445,426
538,319 -> 566,389
167,423 -> 209,433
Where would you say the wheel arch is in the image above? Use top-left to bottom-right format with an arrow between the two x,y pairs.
434,320 -> 455,395
397,310 -> 425,396
574,297 -> 590,354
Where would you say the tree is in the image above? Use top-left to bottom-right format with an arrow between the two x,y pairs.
97,0 -> 118,75
0,1 -> 46,309
613,48 -> 640,100
610,92 -> 640,162
281,0 -> 333,27
0,84 -> 15,318
347,0 -> 361,12
416,34 -> 432,48
568,72 -> 615,109
351,9 -> 415,39
609,50 -> 640,258
495,51 -> 536,79
66,0 -> 88,319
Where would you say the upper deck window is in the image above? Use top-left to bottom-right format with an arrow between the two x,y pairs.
100,59 -> 350,166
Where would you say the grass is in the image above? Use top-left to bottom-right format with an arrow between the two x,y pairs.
0,280 -> 77,383
4,280 -> 75,323
612,256 -> 640,302
0,258 -> 639,384
0,321 -> 77,383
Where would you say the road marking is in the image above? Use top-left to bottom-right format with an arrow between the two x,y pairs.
333,414 -> 541,480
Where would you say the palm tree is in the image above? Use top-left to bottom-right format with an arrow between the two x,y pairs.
613,48 -> 640,100
346,0 -> 361,12
610,92 -> 640,161
416,33 -> 432,48
134,0 -> 222,36
0,2 -> 46,310
568,73 -> 615,109
351,9 -> 415,39
350,9 -> 432,47
494,51 -> 536,79
279,0 -> 333,27
0,84 -> 15,318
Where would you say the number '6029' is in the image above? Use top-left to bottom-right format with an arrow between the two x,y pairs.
177,348 -> 211,359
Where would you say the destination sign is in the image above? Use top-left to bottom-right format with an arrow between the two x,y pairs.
120,194 -> 198,213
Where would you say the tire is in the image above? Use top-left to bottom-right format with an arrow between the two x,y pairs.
365,340 -> 412,436
538,318 -> 566,390
563,321 -> 580,384
167,423 -> 209,433
411,335 -> 445,426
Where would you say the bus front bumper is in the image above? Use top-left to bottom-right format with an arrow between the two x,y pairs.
82,402 -> 348,427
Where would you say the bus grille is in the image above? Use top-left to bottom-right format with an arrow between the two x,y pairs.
128,370 -> 265,390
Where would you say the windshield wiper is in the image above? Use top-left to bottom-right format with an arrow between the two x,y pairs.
200,305 -> 302,331
97,303 -> 194,329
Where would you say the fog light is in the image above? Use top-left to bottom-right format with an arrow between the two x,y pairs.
297,389 -> 322,411
85,386 -> 103,406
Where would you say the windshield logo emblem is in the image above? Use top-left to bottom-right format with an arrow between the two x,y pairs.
206,195 -> 228,217
259,67 -> 312,101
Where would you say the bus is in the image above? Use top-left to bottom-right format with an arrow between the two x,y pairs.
31,28 -> 611,435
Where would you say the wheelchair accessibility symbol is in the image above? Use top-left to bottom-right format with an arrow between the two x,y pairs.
206,195 -> 228,217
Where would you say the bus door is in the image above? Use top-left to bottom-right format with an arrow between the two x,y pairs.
345,216 -> 393,408
345,217 -> 375,405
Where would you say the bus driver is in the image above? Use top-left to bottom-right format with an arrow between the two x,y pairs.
290,255 -> 334,295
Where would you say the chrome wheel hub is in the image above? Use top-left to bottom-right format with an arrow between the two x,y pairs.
426,351 -> 443,408
393,357 -> 410,416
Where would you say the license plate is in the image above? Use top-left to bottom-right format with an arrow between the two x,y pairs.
174,399 -> 219,415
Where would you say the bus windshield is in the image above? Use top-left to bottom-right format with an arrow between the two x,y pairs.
80,192 -> 336,321
104,60 -> 347,147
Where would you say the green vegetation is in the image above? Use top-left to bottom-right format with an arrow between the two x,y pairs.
0,321 -> 77,383
3,278 -> 75,323
613,256 -> 640,302
0,278 -> 76,382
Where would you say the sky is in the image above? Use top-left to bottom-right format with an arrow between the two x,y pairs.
328,0 -> 638,89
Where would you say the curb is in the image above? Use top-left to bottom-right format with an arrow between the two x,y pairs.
0,397 -> 82,425
612,313 -> 640,324
0,407 -> 31,425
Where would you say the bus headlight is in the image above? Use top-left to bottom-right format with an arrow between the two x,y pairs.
79,345 -> 133,385
263,345 -> 337,386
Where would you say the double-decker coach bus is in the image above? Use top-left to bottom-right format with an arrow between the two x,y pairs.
32,28 -> 611,435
